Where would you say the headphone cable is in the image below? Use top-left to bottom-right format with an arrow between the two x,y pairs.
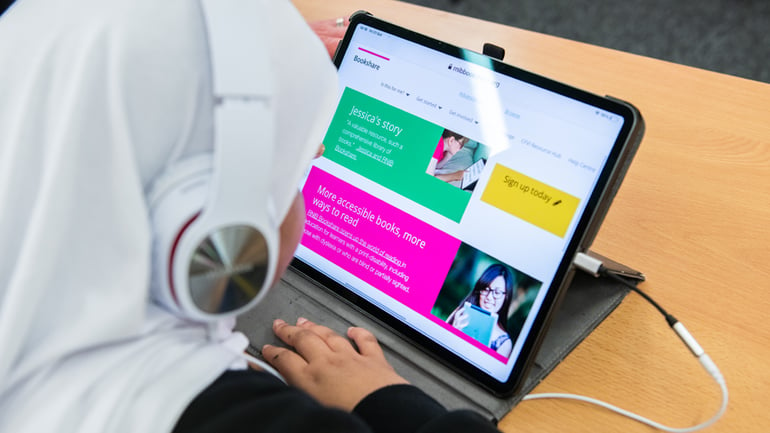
523,256 -> 728,433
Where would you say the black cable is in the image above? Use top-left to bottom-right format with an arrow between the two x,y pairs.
600,266 -> 678,327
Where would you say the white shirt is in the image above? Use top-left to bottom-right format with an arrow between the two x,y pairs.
0,0 -> 338,432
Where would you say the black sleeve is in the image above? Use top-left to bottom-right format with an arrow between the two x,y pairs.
353,384 -> 502,433
173,370 -> 368,433
173,370 -> 500,433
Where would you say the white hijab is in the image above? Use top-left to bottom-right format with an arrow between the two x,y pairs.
0,0 -> 338,432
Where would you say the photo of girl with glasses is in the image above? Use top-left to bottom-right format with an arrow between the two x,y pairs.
446,264 -> 515,357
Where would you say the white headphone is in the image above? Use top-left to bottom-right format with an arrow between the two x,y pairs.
148,0 -> 278,322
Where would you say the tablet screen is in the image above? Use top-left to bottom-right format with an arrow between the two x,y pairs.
293,14 -> 640,395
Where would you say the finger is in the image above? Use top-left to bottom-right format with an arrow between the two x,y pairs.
347,326 -> 385,359
307,19 -> 348,59
454,312 -> 469,330
309,18 -> 349,37
261,344 -> 307,383
313,25 -> 347,39
296,318 -> 356,353
314,143 -> 325,158
318,35 -> 341,59
272,319 -> 331,359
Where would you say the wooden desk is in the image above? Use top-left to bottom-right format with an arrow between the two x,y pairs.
293,1 -> 770,431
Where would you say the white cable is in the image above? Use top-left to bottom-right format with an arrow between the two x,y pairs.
523,369 -> 727,433
206,320 -> 287,383
530,254 -> 730,432
241,351 -> 287,384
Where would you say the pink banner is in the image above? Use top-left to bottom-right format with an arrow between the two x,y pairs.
301,167 -> 459,314
428,316 -> 510,363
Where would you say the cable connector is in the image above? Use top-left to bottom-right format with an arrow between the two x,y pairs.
534,252 -> 729,432
573,251 -> 645,281
574,252 -> 668,320
573,252 -> 604,277
671,321 -> 704,357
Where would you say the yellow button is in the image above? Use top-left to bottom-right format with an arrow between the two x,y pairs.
481,164 -> 580,238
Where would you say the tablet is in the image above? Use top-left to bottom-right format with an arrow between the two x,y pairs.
292,12 -> 644,396
458,302 -> 498,346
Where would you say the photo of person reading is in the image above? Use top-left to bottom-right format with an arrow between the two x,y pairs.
446,264 -> 515,357
431,243 -> 543,359
427,129 -> 470,181
426,129 -> 488,191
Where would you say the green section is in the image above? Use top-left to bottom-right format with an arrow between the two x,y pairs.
323,87 -> 471,222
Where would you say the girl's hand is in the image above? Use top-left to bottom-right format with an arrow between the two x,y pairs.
308,18 -> 349,59
263,317 -> 409,411
452,307 -> 469,330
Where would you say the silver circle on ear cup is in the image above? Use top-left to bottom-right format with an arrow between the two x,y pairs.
188,225 -> 270,314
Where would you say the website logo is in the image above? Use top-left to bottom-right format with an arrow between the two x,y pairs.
354,54 -> 381,70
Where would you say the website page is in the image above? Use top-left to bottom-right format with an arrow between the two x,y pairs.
295,23 -> 625,381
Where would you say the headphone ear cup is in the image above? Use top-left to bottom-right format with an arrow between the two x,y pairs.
147,156 -> 213,317
183,221 -> 275,317
148,154 -> 278,321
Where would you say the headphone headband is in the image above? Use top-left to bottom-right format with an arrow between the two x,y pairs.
149,0 -> 278,321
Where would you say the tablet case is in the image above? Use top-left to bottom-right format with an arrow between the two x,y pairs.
236,251 -> 642,423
